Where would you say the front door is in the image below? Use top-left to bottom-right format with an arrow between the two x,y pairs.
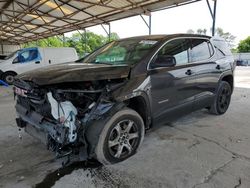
148,38 -> 196,123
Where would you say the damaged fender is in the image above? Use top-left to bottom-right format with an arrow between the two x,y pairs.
84,101 -> 125,158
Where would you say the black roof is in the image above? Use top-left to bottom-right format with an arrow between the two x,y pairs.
118,33 -> 211,42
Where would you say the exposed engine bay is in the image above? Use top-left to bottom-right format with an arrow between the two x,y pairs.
14,79 -> 125,160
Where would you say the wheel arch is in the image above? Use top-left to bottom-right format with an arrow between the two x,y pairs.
124,94 -> 152,130
1,71 -> 18,84
85,92 -> 152,158
219,73 -> 234,92
2,70 -> 18,78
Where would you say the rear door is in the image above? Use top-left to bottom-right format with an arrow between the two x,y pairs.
148,38 -> 197,123
190,38 -> 221,109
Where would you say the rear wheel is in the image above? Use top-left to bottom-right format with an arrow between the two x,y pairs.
209,81 -> 232,115
95,108 -> 145,165
3,72 -> 17,85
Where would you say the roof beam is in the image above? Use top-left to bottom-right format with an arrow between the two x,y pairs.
0,0 -> 202,43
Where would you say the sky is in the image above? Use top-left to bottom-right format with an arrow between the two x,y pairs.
67,0 -> 249,46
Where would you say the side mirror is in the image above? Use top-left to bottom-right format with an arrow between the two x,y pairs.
151,55 -> 176,69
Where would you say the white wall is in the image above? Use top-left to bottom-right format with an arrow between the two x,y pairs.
234,53 -> 250,60
0,44 -> 21,55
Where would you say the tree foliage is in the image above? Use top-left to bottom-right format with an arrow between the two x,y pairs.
23,31 -> 119,57
187,27 -> 236,48
23,37 -> 64,48
215,28 -> 236,48
186,29 -> 195,34
197,28 -> 207,35
186,28 -> 207,35
237,36 -> 250,53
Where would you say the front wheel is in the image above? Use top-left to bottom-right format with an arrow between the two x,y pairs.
209,81 -> 232,115
95,108 -> 145,165
2,72 -> 17,85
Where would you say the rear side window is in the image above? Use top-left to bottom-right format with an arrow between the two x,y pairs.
212,38 -> 232,57
190,39 -> 213,62
157,39 -> 191,66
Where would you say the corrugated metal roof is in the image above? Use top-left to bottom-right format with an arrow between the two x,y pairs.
0,0 -> 201,44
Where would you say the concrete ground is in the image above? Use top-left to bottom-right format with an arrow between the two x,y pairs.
0,67 -> 250,188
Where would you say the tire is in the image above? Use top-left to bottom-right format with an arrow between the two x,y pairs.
209,81 -> 232,115
2,72 -> 17,85
95,108 -> 145,165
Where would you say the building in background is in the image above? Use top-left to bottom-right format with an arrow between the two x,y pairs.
0,43 -> 20,56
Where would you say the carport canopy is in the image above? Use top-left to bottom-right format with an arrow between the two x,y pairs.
0,0 -> 217,44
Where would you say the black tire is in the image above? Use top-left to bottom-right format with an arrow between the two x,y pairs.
95,108 -> 145,165
209,81 -> 232,115
2,72 -> 17,85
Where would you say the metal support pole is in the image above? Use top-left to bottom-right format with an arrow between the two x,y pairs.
140,14 -> 152,35
84,28 -> 87,53
206,0 -> 217,36
46,39 -> 50,47
108,23 -> 111,41
77,30 -> 86,56
1,44 -> 4,54
62,33 -> 65,47
101,23 -> 111,42
212,0 -> 217,36
149,14 -> 152,35
206,0 -> 214,19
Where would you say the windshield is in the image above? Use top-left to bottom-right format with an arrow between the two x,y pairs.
79,39 -> 160,65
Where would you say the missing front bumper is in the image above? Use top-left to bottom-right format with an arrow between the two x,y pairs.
16,103 -> 69,146
15,103 -> 89,161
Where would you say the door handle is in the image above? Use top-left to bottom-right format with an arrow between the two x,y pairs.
216,64 -> 221,70
35,61 -> 40,64
185,69 -> 193,75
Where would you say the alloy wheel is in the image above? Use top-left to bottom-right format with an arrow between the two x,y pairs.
218,85 -> 231,113
108,119 -> 139,159
5,75 -> 14,84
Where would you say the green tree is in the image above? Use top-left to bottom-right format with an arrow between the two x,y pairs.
197,28 -> 207,35
186,28 -> 207,35
108,32 -> 119,42
186,29 -> 195,34
215,28 -> 236,48
23,36 -> 64,48
237,36 -> 250,53
23,31 -> 120,57
188,27 -> 236,48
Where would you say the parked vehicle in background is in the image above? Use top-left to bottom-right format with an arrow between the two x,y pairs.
14,34 -> 235,165
0,55 -> 7,61
0,47 -> 78,84
236,60 -> 248,66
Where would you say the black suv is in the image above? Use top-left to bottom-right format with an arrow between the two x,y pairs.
14,34 -> 235,165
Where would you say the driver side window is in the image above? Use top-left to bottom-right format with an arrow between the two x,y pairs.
150,38 -> 191,69
161,39 -> 190,65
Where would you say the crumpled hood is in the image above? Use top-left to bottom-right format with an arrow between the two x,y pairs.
16,62 -> 130,85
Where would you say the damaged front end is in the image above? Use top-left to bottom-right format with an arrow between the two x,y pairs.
14,78 -> 126,160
